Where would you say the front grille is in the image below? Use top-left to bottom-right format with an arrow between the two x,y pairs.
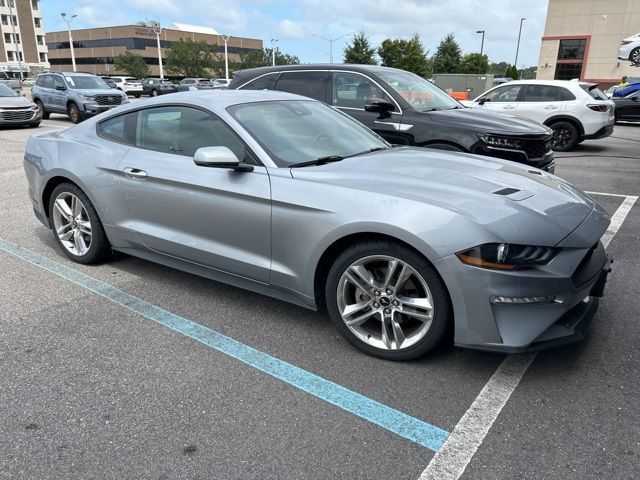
521,138 -> 552,160
0,109 -> 35,121
95,95 -> 122,106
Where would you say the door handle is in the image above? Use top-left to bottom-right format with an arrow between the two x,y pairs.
502,105 -> 516,110
544,105 -> 559,110
123,167 -> 147,179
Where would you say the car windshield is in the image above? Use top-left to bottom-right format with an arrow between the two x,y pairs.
377,70 -> 460,111
228,100 -> 389,167
0,84 -> 18,97
65,75 -> 110,90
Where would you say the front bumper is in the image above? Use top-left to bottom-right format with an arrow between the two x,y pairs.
434,205 -> 611,353
82,103 -> 123,115
0,108 -> 42,125
474,137 -> 555,173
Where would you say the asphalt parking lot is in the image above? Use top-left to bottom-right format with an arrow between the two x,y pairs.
1,112 -> 639,480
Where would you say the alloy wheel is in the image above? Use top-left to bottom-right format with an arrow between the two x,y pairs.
631,48 -> 640,64
551,126 -> 572,149
52,192 -> 92,256
336,255 -> 435,351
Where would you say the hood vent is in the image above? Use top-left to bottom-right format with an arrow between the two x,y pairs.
493,187 -> 521,196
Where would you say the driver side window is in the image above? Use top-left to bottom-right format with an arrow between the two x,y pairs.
483,85 -> 522,103
331,72 -> 393,109
135,106 -> 250,162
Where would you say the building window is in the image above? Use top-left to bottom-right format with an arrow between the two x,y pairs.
558,39 -> 586,60
1,15 -> 18,26
34,17 -> 42,28
3,33 -> 11,44
37,35 -> 44,45
39,52 -> 47,63
31,0 -> 39,10
0,0 -> 15,7
554,63 -> 583,80
14,33 -> 20,44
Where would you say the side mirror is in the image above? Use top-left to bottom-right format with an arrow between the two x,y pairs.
632,96 -> 639,102
193,146 -> 254,172
365,98 -> 395,119
55,85 -> 66,91
478,98 -> 488,105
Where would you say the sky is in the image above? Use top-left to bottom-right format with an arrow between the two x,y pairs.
42,0 -> 550,68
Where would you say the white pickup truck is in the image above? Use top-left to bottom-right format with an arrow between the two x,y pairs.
0,72 -> 22,93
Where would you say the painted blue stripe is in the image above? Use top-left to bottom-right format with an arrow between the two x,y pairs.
0,238 -> 449,451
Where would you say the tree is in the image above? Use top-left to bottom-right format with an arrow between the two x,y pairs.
343,32 -> 377,64
460,53 -> 490,74
378,34 -> 431,77
165,38 -> 220,78
519,66 -> 537,79
489,61 -> 510,76
114,51 -> 149,79
239,48 -> 300,69
431,33 -> 462,74
505,64 -> 519,80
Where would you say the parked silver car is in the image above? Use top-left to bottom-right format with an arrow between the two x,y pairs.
23,90 -> 612,360
0,83 -> 41,128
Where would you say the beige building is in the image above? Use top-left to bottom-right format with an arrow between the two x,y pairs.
0,0 -> 49,77
45,23 -> 262,77
537,0 -> 640,86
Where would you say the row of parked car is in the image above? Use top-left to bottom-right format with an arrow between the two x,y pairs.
99,76 -> 230,97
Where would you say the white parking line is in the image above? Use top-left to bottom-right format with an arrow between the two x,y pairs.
419,194 -> 637,480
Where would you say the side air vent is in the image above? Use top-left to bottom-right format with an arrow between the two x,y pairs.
493,187 -> 521,196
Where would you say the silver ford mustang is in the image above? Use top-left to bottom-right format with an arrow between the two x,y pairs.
23,90 -> 612,360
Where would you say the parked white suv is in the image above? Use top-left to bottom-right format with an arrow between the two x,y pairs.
618,33 -> 640,64
107,76 -> 143,98
463,80 -> 615,151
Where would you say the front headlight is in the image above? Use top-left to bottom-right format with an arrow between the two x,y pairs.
481,135 -> 525,150
79,94 -> 96,101
456,243 -> 560,270
121,96 -> 129,103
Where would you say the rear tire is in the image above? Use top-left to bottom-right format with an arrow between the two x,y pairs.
48,183 -> 110,264
549,120 -> 579,151
134,94 -> 141,98
34,99 -> 49,119
67,102 -> 82,124
325,240 -> 451,361
631,47 -> 640,65
151,89 -> 158,97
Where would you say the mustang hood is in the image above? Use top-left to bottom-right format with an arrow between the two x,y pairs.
290,147 -> 605,247
429,107 -> 552,136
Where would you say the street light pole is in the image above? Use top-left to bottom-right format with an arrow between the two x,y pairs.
150,21 -> 163,80
270,38 -> 278,66
8,0 -> 24,80
61,12 -> 77,73
476,30 -> 485,74
312,33 -> 350,63
514,17 -> 526,75
222,35 -> 230,80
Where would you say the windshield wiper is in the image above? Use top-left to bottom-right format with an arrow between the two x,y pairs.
289,155 -> 345,168
290,148 -> 387,168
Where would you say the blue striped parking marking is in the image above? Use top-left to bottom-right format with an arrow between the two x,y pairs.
0,238 -> 449,452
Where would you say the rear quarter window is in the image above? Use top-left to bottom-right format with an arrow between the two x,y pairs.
97,112 -> 138,145
581,85 -> 608,100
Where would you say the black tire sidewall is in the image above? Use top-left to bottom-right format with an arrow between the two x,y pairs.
325,240 -> 451,361
550,121 -> 579,152
68,103 -> 81,124
34,100 -> 49,119
48,183 -> 110,264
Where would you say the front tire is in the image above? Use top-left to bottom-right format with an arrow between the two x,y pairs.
67,102 -> 82,124
134,94 -> 141,98
28,122 -> 41,128
549,120 -> 579,151
325,240 -> 451,361
151,89 -> 158,97
48,183 -> 110,264
631,47 -> 640,64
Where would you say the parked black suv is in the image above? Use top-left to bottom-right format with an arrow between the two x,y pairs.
228,65 -> 555,172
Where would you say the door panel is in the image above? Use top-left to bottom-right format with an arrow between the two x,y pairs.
517,84 -> 565,123
118,149 -> 272,282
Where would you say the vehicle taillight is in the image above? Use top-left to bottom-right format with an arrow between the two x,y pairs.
587,104 -> 608,112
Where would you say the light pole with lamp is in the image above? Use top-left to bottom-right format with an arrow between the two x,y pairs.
476,30 -> 485,74
312,33 -> 350,63
270,38 -> 278,66
150,21 -> 164,80
514,17 -> 526,77
221,35 -> 230,80
61,12 -> 77,73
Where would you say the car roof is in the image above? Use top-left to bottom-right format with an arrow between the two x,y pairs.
111,89 -> 313,111
234,63 -> 410,77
